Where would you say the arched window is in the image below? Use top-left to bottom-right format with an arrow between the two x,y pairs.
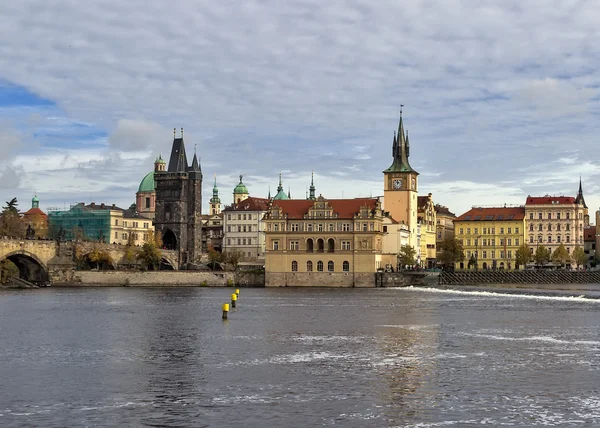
547,224 -> 552,231
317,261 -> 324,272
328,261 -> 334,272
317,239 -> 324,252
529,224 -> 533,232
557,224 -> 561,231
307,239 -> 314,252
343,261 -> 350,272
291,261 -> 298,272
306,261 -> 313,272
538,224 -> 542,231
327,238 -> 335,253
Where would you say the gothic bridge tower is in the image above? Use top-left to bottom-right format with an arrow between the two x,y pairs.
154,128 -> 203,267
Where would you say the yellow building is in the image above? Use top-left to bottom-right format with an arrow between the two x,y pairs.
454,207 -> 525,270
417,193 -> 437,268
263,195 -> 385,287
383,111 -> 419,249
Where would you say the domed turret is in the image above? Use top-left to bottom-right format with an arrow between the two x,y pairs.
233,175 -> 249,204
273,173 -> 289,200
138,171 -> 155,193
32,194 -> 39,209
210,174 -> 222,215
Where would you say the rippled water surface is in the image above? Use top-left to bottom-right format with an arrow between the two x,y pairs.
1,286 -> 599,427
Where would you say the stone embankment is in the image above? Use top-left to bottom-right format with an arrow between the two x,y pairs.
439,270 -> 600,285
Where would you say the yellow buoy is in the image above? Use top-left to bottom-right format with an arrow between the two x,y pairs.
222,303 -> 229,320
235,289 -> 240,295
231,293 -> 237,308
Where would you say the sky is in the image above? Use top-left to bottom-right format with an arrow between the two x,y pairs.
1,0 -> 599,218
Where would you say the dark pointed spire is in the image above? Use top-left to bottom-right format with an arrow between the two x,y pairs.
575,176 -> 587,208
288,186 -> 291,199
383,107 -> 418,175
277,173 -> 284,192
268,185 -> 271,200
308,171 -> 316,200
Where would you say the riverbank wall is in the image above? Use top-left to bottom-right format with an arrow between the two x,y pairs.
439,270 -> 600,285
54,270 -> 265,287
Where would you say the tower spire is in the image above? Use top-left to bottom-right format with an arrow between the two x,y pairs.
575,175 -> 587,208
308,171 -> 316,200
383,106 -> 417,175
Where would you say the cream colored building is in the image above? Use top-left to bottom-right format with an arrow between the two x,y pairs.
113,209 -> 154,246
417,193 -> 437,268
222,196 -> 269,260
524,195 -> 586,258
263,196 -> 386,286
435,204 -> 456,248
381,216 -> 410,270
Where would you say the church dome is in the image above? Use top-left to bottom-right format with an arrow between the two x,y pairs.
233,175 -> 248,194
32,194 -> 39,203
138,171 -> 155,193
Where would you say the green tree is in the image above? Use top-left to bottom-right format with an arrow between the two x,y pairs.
0,197 -> 24,238
87,246 -> 113,270
515,244 -> 532,269
397,245 -> 417,268
136,242 -> 162,270
534,245 -> 551,267
552,243 -> 571,268
467,253 -> 477,269
437,237 -> 465,269
0,259 -> 19,283
572,245 -> 587,269
207,249 -> 225,270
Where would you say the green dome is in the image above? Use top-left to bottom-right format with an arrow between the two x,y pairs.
233,175 -> 248,194
32,194 -> 39,203
138,171 -> 155,193
273,189 -> 289,200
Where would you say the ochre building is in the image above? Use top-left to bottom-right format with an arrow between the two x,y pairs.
454,206 -> 525,270
263,196 -> 385,286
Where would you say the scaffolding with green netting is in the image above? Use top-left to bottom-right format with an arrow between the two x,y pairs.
48,204 -> 112,242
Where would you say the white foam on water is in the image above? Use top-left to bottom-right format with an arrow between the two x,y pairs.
292,335 -> 365,343
377,324 -> 437,331
461,332 -> 600,346
395,286 -> 600,303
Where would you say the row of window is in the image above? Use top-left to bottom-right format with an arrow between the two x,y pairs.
469,250 -> 513,259
114,219 -> 150,228
226,213 -> 259,221
272,238 -> 353,251
114,232 -> 149,241
267,222 -> 376,232
227,225 -> 257,233
459,227 -> 520,235
291,260 -> 351,272
529,223 -> 581,232
528,212 -> 583,220
462,238 -> 521,247
529,235 -> 583,244
227,238 -> 254,246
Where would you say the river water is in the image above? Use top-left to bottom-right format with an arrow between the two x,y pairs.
1,286 -> 599,427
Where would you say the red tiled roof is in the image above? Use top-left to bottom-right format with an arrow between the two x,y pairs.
435,204 -> 456,217
584,226 -> 596,241
272,198 -> 379,220
22,208 -> 47,218
455,207 -> 525,222
525,196 -> 576,205
223,196 -> 269,212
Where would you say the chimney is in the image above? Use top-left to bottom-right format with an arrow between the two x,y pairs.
112,204 -> 116,209
101,203 -> 105,208
90,202 -> 95,208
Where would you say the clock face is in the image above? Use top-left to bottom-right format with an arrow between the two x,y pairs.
392,178 -> 402,189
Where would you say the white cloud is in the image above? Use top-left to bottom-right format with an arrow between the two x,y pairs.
0,1 -> 600,216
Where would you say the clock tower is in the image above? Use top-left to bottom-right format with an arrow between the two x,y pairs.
383,109 -> 419,248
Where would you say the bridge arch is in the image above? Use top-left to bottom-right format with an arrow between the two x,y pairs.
0,250 -> 49,284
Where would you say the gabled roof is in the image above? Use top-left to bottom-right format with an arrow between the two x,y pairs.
455,207 -> 525,222
223,196 -> 269,212
271,198 -> 379,220
525,196 -> 576,205
435,204 -> 455,217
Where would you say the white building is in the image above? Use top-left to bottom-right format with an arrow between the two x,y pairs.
222,196 -> 269,261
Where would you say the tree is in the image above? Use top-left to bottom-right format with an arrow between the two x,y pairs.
534,245 -> 551,267
224,249 -> 244,270
137,242 -> 162,270
397,245 -> 417,268
86,246 -> 113,270
207,249 -> 225,270
0,197 -> 24,238
0,259 -> 19,283
467,253 -> 477,269
515,244 -> 532,269
437,238 -> 465,269
552,243 -> 570,268
572,245 -> 587,269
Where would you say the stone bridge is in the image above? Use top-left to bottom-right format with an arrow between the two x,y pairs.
0,238 -> 179,284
